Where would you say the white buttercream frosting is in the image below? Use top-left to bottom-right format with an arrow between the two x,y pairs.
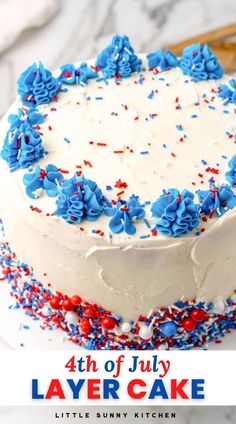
0,57 -> 235,320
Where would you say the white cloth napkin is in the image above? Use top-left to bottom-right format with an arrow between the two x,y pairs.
0,0 -> 59,55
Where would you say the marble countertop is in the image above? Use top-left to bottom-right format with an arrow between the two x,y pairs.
0,0 -> 236,422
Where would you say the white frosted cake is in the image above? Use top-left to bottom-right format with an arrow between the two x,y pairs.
0,35 -> 236,349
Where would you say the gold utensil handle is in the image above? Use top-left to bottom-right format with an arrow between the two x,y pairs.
167,23 -> 236,72
168,23 -> 236,55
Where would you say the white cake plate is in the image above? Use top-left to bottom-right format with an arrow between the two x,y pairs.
0,281 -> 236,351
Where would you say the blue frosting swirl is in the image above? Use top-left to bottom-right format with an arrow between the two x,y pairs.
58,62 -> 98,86
23,164 -> 64,199
8,107 -> 44,129
147,49 -> 179,71
151,189 -> 200,237
225,155 -> 236,186
1,110 -> 45,171
17,62 -> 60,107
104,195 -> 145,235
96,35 -> 141,79
197,184 -> 236,216
55,173 -> 105,223
218,79 -> 236,105
179,43 -> 224,82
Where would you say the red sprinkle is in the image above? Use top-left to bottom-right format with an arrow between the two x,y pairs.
115,179 -> 128,189
58,168 -> 69,174
84,160 -> 92,168
117,190 -> 124,197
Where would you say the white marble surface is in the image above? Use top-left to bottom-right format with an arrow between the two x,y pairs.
0,0 -> 236,422
0,0 -> 58,56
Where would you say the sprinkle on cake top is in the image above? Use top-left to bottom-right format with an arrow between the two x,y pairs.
1,35 -> 236,239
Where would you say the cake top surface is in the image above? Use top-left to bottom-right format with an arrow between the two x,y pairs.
0,36 -> 236,244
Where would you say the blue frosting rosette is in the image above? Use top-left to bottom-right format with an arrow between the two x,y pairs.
18,62 -> 60,107
151,189 -> 200,237
58,62 -> 97,86
180,43 -> 224,82
1,108 -> 45,171
104,195 -> 145,235
8,107 -> 44,128
23,164 -> 64,199
96,34 -> 141,79
218,79 -> 236,105
55,173 -> 106,224
225,155 -> 236,186
197,184 -> 236,216
147,49 -> 179,71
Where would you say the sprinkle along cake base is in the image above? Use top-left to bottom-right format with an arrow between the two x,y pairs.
0,35 -> 236,349
1,223 -> 236,350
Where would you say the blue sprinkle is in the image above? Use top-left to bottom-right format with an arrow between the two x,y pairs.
140,151 -> 149,155
147,90 -> 154,99
176,124 -> 183,131
143,218 -> 151,229
138,75 -> 143,85
95,97 -> 103,100
106,185 -> 112,191
191,114 -> 198,118
208,105 -> 216,110
64,137 -> 71,144
223,110 -> 229,114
